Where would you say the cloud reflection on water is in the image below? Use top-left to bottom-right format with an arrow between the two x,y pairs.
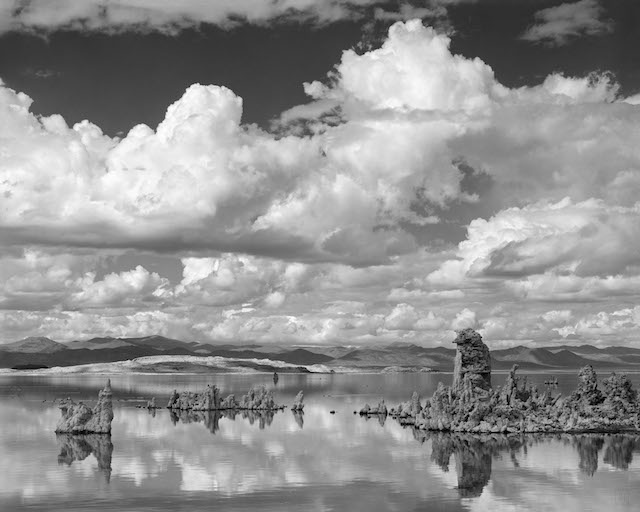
2,375 -> 640,511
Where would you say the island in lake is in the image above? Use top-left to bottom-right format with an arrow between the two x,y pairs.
361,328 -> 640,434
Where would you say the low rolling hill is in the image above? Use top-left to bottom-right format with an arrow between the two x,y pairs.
2,335 -> 640,373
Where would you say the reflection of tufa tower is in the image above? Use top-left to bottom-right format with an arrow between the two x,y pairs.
429,433 -> 493,498
56,434 -> 113,483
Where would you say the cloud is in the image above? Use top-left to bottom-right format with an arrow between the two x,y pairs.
0,308 -> 189,342
541,309 -> 573,326
0,0 -> 477,34
384,303 -> 446,331
68,265 -> 171,308
556,306 -> 640,341
4,21 -> 638,267
374,4 -> 447,23
303,21 -> 506,113
451,307 -> 476,330
507,273 -> 640,302
428,198 -> 640,287
0,75 -> 458,265
521,0 -> 613,46
175,255 -> 303,308
3,19 -> 640,347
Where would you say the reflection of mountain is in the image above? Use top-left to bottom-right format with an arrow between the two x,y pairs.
56,434 -> 113,482
413,431 -> 640,496
168,408 -> 276,433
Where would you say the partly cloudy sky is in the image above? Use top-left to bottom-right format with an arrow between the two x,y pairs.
0,0 -> 639,347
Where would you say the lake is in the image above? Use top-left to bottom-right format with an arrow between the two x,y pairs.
1,371 -> 640,511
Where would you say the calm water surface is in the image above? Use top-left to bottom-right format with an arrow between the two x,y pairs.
1,372 -> 640,511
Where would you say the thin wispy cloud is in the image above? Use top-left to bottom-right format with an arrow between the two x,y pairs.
521,0 -> 613,46
0,0 -> 468,34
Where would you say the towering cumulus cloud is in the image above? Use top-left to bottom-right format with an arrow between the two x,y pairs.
2,19 -> 640,346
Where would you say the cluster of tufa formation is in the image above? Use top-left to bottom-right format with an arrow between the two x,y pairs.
55,380 -> 114,434
167,384 -> 287,411
364,329 -> 640,433
359,399 -> 388,416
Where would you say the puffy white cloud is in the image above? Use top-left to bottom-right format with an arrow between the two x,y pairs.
175,254 -> 300,307
556,306 -> 640,341
290,22 -> 640,215
429,198 -> 640,287
479,317 -> 508,339
451,308 -> 477,330
0,74 -> 460,264
69,266 -> 171,308
521,0 -> 613,46
263,291 -> 286,309
0,250 -> 98,310
3,20 -> 640,347
384,303 -> 447,331
305,21 -> 506,113
4,21 -> 639,266
0,308 -> 190,342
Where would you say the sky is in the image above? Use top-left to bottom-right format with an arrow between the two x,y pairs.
1,0 -> 640,348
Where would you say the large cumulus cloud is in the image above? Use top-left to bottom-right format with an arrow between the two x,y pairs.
3,20 -> 640,347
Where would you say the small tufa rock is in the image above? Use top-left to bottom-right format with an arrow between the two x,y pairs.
55,380 -> 114,434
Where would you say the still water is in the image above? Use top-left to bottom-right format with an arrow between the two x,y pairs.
1,372 -> 640,511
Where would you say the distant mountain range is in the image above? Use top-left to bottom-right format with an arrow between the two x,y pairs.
2,335 -> 640,372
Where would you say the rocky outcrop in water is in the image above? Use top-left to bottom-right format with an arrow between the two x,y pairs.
56,433 -> 113,481
390,391 -> 422,419
291,391 -> 304,411
167,384 -> 284,411
55,380 -> 114,434
359,399 -> 388,416
366,329 -> 640,433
